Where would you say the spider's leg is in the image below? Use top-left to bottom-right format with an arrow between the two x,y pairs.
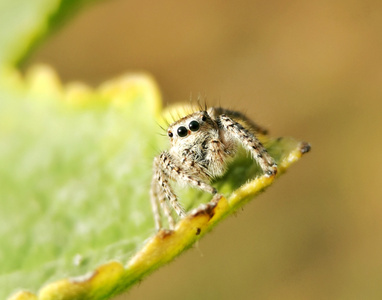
158,152 -> 217,195
154,176 -> 176,229
151,171 -> 178,230
208,107 -> 269,135
150,175 -> 162,230
217,114 -> 278,176
154,154 -> 187,218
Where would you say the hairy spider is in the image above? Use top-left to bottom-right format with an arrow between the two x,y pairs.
150,106 -> 277,230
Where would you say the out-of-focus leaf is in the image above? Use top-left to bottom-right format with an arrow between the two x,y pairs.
1,65 -> 310,300
0,0 -> 98,67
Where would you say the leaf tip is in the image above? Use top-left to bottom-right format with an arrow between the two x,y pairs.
299,141 -> 311,155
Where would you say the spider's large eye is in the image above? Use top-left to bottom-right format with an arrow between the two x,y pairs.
189,120 -> 200,131
177,126 -> 188,137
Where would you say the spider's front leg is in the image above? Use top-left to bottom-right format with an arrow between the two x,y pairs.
150,176 -> 162,230
151,151 -> 218,230
158,152 -> 218,194
151,154 -> 187,230
150,171 -> 177,230
217,114 -> 278,177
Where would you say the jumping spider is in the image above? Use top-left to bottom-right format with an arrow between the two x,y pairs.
150,106 -> 278,230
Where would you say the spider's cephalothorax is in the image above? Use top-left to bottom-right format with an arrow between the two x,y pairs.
150,107 -> 277,230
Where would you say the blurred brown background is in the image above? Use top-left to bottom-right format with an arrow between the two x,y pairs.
27,0 -> 382,299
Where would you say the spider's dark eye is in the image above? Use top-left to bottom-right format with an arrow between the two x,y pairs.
189,120 -> 200,131
177,126 -> 188,137
168,131 -> 173,138
202,115 -> 207,121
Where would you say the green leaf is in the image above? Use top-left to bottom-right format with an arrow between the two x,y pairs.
0,0 -> 97,67
1,65 -> 310,300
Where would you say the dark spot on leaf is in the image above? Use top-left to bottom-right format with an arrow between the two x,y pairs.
192,201 -> 217,220
158,229 -> 174,239
196,228 -> 201,235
